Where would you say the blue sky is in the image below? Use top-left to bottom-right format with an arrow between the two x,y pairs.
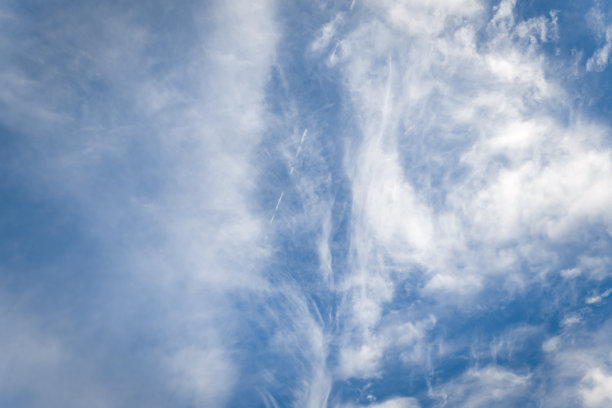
1,0 -> 612,407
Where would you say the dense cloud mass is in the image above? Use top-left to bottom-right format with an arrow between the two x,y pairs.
1,0 -> 612,407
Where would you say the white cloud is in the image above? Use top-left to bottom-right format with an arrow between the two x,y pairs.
580,368 -> 612,407
0,292 -> 117,407
165,346 -> 236,407
310,13 -> 344,53
369,0 -> 482,37
338,396 -> 421,408
267,287 -> 333,408
585,8 -> 612,72
325,0 -> 612,382
432,366 -> 531,407
336,309 -> 435,379
0,0 -> 280,404
586,288 -> 612,304
538,320 -> 612,407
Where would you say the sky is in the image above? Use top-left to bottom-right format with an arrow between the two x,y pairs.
1,0 -> 612,407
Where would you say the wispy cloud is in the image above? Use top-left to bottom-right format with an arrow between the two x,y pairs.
0,0 -> 279,405
431,365 -> 531,407
319,0 -> 612,392
586,6 -> 612,72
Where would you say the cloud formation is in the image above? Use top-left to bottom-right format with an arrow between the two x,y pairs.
1,0 -> 612,407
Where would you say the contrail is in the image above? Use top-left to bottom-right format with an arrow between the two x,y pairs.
290,128 -> 308,175
273,128 -> 308,221
296,128 -> 308,158
270,192 -> 284,223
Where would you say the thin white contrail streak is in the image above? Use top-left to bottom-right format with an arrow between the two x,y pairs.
271,128 -> 308,223
270,192 -> 284,223
290,128 -> 308,175
296,128 -> 308,157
